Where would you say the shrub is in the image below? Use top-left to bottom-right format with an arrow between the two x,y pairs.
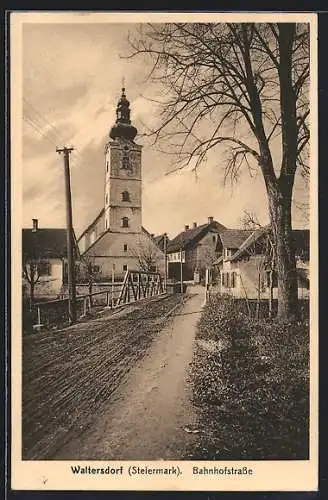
190,294 -> 309,459
197,295 -> 251,345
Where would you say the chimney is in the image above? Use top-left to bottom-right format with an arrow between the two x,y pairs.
208,216 -> 214,224
32,218 -> 38,232
193,222 -> 197,229
184,225 -> 190,231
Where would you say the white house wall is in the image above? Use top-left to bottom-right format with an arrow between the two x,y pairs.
23,258 -> 63,300
83,231 -> 165,277
218,255 -> 309,300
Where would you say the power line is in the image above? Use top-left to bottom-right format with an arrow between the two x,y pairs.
23,97 -> 67,145
23,101 -> 86,170
23,115 -> 58,148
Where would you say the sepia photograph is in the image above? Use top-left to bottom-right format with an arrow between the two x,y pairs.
11,11 -> 318,491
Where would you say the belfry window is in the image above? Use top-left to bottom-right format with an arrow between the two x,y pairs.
122,191 -> 130,202
122,155 -> 129,169
122,217 -> 129,228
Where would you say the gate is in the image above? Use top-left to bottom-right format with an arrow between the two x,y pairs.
116,270 -> 164,306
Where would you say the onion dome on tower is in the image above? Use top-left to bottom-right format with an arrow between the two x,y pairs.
109,87 -> 138,141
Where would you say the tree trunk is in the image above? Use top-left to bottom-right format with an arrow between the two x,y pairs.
29,282 -> 35,312
268,188 -> 298,320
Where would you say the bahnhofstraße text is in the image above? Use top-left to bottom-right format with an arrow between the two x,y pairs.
70,465 -> 253,476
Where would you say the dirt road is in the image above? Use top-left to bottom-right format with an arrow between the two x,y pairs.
54,288 -> 205,460
23,294 -> 183,459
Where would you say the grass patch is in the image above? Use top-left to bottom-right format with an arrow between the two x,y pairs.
187,295 -> 309,460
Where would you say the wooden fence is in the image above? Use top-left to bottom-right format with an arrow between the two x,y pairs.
29,270 -> 165,331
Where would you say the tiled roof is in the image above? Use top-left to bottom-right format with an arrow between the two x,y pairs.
22,228 -> 80,260
230,226 -> 268,262
231,227 -> 309,262
167,220 -> 227,253
219,229 -> 253,249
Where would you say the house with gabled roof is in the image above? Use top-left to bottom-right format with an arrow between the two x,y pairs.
167,217 -> 227,282
22,218 -> 81,300
215,226 -> 310,299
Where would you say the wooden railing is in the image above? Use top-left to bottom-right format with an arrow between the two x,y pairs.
31,271 -> 165,331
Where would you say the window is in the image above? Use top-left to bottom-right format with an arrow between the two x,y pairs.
224,248 -> 233,259
221,272 -> 225,287
92,265 -> 100,273
226,273 -> 230,288
38,261 -> 51,276
123,244 -> 128,252
106,161 -> 109,173
231,272 -> 236,288
122,191 -> 130,202
212,235 -> 216,243
123,264 -> 128,271
122,155 -> 130,169
122,217 -> 129,228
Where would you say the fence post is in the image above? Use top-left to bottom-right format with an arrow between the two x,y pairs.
137,272 -> 141,300
105,290 -> 111,309
111,265 -> 115,308
32,304 -> 44,331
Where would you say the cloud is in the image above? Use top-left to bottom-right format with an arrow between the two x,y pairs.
21,21 -> 309,237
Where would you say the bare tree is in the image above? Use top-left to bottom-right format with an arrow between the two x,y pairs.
126,22 -> 310,319
241,209 -> 262,230
22,259 -> 41,310
132,238 -> 163,273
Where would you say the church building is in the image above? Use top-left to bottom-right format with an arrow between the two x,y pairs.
77,87 -> 164,278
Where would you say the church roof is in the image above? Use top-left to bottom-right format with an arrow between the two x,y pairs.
77,209 -> 105,241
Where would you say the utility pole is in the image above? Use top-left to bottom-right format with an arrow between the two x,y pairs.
163,232 -> 168,292
56,146 -> 77,324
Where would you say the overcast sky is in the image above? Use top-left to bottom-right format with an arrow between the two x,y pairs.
21,21 -> 309,239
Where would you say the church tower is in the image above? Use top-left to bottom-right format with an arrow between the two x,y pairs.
104,87 -> 142,235
78,86 -> 164,278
